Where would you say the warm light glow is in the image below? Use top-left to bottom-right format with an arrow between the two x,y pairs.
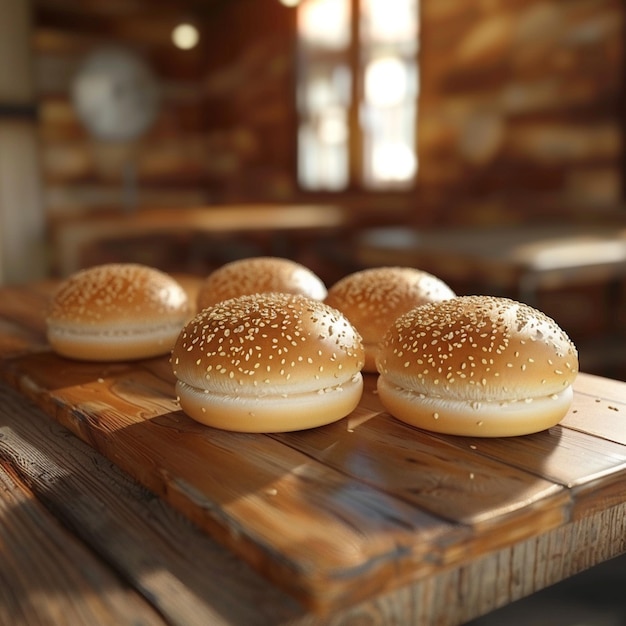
172,23 -> 200,50
317,109 -> 347,144
279,0 -> 301,6
371,142 -> 417,181
307,75 -> 334,110
298,0 -> 350,49
365,57 -> 407,107
362,0 -> 418,42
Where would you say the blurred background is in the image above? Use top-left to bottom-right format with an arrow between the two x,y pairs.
0,0 -> 625,381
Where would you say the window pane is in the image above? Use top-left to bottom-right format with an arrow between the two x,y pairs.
297,0 -> 351,190
362,57 -> 417,188
361,0 -> 418,49
360,0 -> 419,189
298,0 -> 351,50
297,62 -> 350,190
298,115 -> 348,190
298,63 -> 351,113
365,57 -> 409,107
362,104 -> 417,188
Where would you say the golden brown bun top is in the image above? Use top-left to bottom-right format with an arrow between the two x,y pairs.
324,266 -> 455,344
196,256 -> 327,310
47,263 -> 191,330
377,295 -> 578,402
172,292 -> 364,396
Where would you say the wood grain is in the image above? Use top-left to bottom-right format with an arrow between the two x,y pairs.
2,376 -> 625,626
0,383 -> 304,626
274,413 -> 566,526
0,453 -> 167,626
561,374 -> 626,445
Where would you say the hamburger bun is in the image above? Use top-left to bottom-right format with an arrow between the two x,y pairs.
46,263 -> 191,361
171,292 -> 365,432
324,267 -> 455,372
376,295 -> 578,437
196,256 -> 327,310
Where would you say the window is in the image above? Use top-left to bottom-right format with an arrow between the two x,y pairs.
296,0 -> 419,191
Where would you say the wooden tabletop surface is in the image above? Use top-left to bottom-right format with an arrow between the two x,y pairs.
0,278 -> 625,625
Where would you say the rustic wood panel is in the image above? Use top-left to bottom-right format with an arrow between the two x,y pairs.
560,373 -> 626,445
2,377 -> 625,626
274,415 -> 566,527
417,0 -> 624,220
33,0 -> 213,225
0,451 -> 167,626
0,380 -> 302,626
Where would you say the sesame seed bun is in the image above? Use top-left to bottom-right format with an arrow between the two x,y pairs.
171,292 -> 365,432
324,267 -> 455,372
46,263 -> 191,361
196,256 -> 327,311
376,295 -> 579,437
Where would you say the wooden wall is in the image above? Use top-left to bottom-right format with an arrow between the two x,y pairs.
0,0 -> 46,285
34,0 -> 624,229
200,1 -> 296,201
416,0 -> 625,226
197,0 -> 625,227
34,1 -> 214,223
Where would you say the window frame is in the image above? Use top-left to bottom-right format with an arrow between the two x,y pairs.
294,0 -> 419,195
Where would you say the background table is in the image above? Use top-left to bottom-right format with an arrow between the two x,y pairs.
355,223 -> 626,304
0,278 -> 625,625
51,204 -> 347,277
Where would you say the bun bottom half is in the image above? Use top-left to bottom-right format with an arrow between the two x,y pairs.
176,374 -> 363,433
377,377 -> 574,437
47,324 -> 184,361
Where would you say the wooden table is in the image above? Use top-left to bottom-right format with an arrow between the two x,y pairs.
355,223 -> 626,304
1,279 -> 625,625
51,204 -> 347,277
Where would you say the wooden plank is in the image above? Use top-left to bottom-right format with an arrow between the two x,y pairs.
2,376 -> 624,626
322,502 -> 626,626
0,283 -> 54,333
425,425 -> 626,491
432,423 -> 626,521
0,382 -> 305,626
0,452 -> 167,625
278,374 -> 626,524
562,372 -> 626,445
0,283 -> 54,357
274,409 -> 565,527
569,372 -> 626,403
50,205 -> 345,276
0,318 -> 44,355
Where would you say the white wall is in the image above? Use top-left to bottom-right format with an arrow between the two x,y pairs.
0,0 -> 46,284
